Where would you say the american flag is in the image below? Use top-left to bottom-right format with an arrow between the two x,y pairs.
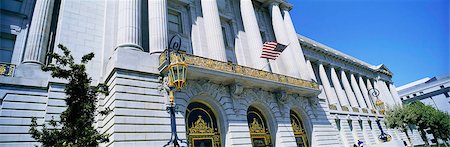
260,41 -> 288,60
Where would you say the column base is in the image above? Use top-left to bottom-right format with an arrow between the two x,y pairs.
115,43 -> 144,51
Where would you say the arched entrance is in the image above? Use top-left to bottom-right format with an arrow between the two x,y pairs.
290,110 -> 309,147
247,106 -> 272,147
186,102 -> 221,147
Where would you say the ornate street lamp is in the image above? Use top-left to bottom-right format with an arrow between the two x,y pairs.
151,34 -> 188,147
369,88 -> 392,143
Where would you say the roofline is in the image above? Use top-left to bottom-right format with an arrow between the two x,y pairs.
297,34 -> 393,77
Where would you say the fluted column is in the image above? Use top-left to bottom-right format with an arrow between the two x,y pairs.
117,0 -> 142,51
389,83 -> 402,105
200,0 -> 227,61
340,70 -> 359,108
268,2 -> 298,77
373,80 -> 389,107
240,0 -> 268,70
330,67 -> 350,106
307,60 -> 327,100
282,7 -> 311,80
318,63 -> 340,105
366,79 -> 377,107
379,80 -> 396,106
23,0 -> 55,64
350,73 -> 368,108
359,76 -> 374,109
149,0 -> 168,52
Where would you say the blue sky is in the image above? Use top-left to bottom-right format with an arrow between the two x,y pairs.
289,0 -> 449,86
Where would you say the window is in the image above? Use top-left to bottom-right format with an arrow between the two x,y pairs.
290,110 -> 309,147
413,94 -> 417,97
348,120 -> 353,131
186,102 -> 221,147
335,119 -> 341,131
440,85 -> 445,89
247,106 -> 272,147
222,27 -> 228,47
0,33 -> 16,63
358,120 -> 363,130
406,96 -> 410,98
368,120 -> 372,130
168,10 -> 182,33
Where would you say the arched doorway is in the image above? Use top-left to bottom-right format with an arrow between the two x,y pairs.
290,110 -> 309,147
186,102 -> 221,147
247,106 -> 272,147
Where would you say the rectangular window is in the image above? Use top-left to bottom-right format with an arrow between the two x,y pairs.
0,33 -> 16,63
222,26 -> 228,47
168,10 -> 182,33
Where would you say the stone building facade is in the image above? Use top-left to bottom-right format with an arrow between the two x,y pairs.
0,0 -> 423,146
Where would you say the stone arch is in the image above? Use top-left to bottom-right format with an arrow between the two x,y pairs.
283,96 -> 315,145
240,89 -> 282,120
174,80 -> 232,146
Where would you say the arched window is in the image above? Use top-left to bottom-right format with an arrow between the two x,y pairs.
186,102 -> 221,147
247,106 -> 272,147
290,110 -> 308,147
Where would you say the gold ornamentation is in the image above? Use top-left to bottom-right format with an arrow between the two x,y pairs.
371,109 -> 377,114
379,109 -> 385,115
189,116 -> 214,134
291,121 -> 302,133
0,63 -> 15,77
341,106 -> 349,112
329,104 -> 337,110
352,107 -> 360,112
249,118 -> 265,133
160,52 -> 320,90
376,99 -> 384,106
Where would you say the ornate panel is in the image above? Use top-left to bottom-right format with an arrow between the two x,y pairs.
186,102 -> 221,147
290,110 -> 309,147
0,63 -> 15,77
247,106 -> 272,147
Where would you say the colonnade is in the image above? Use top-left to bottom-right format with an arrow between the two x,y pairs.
306,60 -> 401,113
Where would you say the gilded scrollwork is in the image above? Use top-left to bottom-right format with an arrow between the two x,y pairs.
0,63 -> 15,77
160,52 -> 319,90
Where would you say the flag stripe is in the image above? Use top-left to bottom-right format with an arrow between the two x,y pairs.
260,41 -> 286,60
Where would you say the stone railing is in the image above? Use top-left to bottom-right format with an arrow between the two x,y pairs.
0,62 -> 16,77
160,52 -> 319,90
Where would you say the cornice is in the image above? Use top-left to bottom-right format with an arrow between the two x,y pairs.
298,34 -> 393,79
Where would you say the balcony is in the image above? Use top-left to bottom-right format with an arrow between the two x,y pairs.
159,52 -> 320,97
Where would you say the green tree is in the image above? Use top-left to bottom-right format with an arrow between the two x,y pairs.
386,102 -> 450,147
29,44 -> 110,146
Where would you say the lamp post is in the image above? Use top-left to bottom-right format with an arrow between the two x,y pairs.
151,34 -> 188,147
369,88 -> 392,143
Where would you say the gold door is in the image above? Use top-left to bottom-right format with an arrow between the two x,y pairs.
186,102 -> 221,147
290,110 -> 308,147
247,106 -> 272,147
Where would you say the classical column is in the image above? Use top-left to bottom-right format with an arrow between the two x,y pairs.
149,0 -> 168,52
330,67 -> 350,106
340,70 -> 360,108
358,76 -> 374,109
200,0 -> 227,61
318,63 -> 340,106
366,79 -> 377,107
350,73 -> 368,108
23,0 -> 55,64
240,0 -> 268,70
373,80 -> 389,107
389,83 -> 402,105
116,0 -> 143,51
268,2 -> 298,77
282,7 -> 311,80
379,80 -> 396,106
